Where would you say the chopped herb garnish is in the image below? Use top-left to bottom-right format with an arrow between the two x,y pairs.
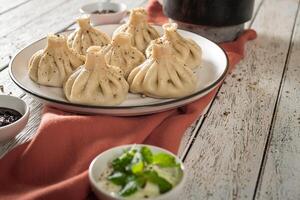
106,146 -> 182,198
119,180 -> 138,197
107,171 -> 127,186
144,170 -> 173,194
141,146 -> 153,164
152,153 -> 178,168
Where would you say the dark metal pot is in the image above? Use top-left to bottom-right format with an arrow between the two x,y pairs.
163,0 -> 255,42
163,0 -> 254,26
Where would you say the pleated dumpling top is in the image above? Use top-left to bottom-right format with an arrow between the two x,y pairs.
64,46 -> 129,106
28,34 -> 85,87
128,43 -> 197,99
104,32 -> 145,78
67,17 -> 111,55
113,8 -> 159,52
146,23 -> 202,69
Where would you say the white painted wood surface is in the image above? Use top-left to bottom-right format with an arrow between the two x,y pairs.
180,0 -> 300,199
0,0 -> 300,199
0,0 -> 29,14
256,6 -> 300,200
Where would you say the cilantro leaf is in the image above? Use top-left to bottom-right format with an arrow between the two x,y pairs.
130,150 -> 144,174
135,176 -> 147,188
119,180 -> 138,197
131,161 -> 144,174
141,146 -> 153,164
144,170 -> 173,194
107,172 -> 127,186
112,151 -> 135,172
152,153 -> 177,167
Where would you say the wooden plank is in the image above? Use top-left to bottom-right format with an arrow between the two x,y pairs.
179,0 -> 300,199
0,0 -> 69,37
0,95 -> 42,158
178,0 -> 264,158
178,103 -> 211,158
0,68 -> 24,97
0,0 -> 30,14
0,0 -> 90,69
255,5 -> 300,200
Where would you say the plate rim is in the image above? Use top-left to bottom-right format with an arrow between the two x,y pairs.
9,24 -> 229,110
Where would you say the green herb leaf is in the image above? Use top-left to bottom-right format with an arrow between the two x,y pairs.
112,151 -> 135,172
141,146 -> 153,164
131,161 -> 144,174
107,171 -> 127,186
152,153 -> 177,167
131,150 -> 144,174
135,176 -> 147,188
144,170 -> 173,194
119,180 -> 138,197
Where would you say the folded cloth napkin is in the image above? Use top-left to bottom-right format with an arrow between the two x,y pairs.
0,1 -> 257,199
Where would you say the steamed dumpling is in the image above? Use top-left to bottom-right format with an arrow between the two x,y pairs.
146,23 -> 202,69
113,8 -> 159,52
28,34 -> 85,87
64,46 -> 129,106
104,33 -> 145,78
128,43 -> 197,99
67,17 -> 111,55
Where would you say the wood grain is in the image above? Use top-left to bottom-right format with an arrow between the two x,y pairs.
255,5 -> 300,200
178,0 -> 264,158
0,0 -> 30,14
0,68 -> 24,97
0,0 -> 70,37
180,0 -> 300,199
0,0 -> 97,68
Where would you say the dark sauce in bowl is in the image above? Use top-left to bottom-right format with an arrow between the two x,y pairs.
92,9 -> 116,14
0,107 -> 22,127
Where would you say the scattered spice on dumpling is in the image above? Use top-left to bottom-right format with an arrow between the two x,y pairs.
64,46 -> 129,106
28,34 -> 85,87
67,16 -> 111,55
128,43 -> 197,98
113,8 -> 159,53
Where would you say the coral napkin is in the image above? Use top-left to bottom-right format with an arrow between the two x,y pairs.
0,1 -> 256,200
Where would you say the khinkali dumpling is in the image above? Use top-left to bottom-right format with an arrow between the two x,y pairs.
128,43 -> 197,98
104,32 -> 145,78
28,34 -> 85,87
146,23 -> 202,69
67,17 -> 110,55
113,8 -> 159,52
64,46 -> 129,106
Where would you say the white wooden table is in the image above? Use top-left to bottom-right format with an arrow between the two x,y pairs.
1,0 -> 300,199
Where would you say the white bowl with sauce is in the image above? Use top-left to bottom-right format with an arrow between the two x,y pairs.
0,95 -> 30,142
80,2 -> 127,25
89,144 -> 186,200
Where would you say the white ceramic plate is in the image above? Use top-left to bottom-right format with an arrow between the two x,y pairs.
9,24 -> 228,116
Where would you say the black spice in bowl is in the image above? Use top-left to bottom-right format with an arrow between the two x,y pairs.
0,107 -> 22,127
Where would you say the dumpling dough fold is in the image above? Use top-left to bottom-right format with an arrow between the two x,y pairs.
146,23 -> 202,69
28,34 -> 85,87
113,8 -> 159,52
64,46 -> 129,106
67,17 -> 111,55
128,43 -> 197,99
104,32 -> 145,78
